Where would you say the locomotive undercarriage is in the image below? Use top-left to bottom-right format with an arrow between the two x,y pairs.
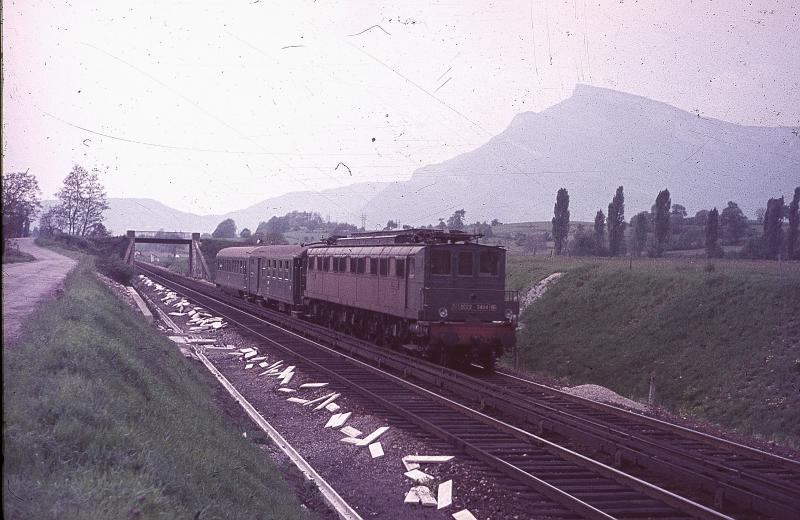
304,298 -> 502,371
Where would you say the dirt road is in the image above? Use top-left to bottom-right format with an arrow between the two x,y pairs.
2,238 -> 77,345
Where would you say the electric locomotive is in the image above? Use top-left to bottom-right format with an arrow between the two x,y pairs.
215,229 -> 518,369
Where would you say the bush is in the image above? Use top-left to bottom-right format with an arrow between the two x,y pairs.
96,256 -> 134,285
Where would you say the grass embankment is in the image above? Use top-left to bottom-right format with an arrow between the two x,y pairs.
508,255 -> 800,446
3,259 -> 311,520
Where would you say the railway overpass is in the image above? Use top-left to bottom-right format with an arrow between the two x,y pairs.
123,230 -> 210,279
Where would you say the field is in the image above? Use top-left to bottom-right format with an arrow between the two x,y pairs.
507,254 -> 800,446
3,258 -> 312,519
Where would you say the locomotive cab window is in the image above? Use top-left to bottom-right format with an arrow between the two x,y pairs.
457,252 -> 474,276
431,250 -> 451,275
479,250 -> 499,276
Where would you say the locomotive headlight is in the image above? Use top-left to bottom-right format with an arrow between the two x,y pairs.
438,306 -> 449,319
504,308 -> 514,320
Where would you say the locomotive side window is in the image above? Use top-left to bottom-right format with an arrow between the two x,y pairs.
457,252 -> 474,276
479,250 -> 499,276
370,257 -> 378,275
396,258 -> 405,277
379,258 -> 389,276
431,250 -> 451,275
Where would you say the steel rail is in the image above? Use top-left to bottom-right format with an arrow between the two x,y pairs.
137,264 -> 732,520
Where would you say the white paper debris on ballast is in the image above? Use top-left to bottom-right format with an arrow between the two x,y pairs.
339,426 -> 362,438
280,372 -> 295,386
299,382 -> 329,389
244,363 -> 254,370
356,426 -> 389,446
251,356 -> 267,362
303,392 -> 336,408
403,488 -> 420,505
437,480 -> 453,509
403,460 -> 420,472
259,361 -> 269,368
403,455 -> 455,464
243,351 -> 258,359
368,442 -> 384,458
339,436 -> 361,445
414,486 -> 437,507
451,509 -> 477,520
325,412 -> 352,429
404,469 -> 433,484
325,402 -> 340,412
313,393 -> 340,410
277,388 -> 296,393
286,397 -> 310,404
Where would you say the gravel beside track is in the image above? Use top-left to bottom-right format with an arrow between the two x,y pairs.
136,263 -> 745,520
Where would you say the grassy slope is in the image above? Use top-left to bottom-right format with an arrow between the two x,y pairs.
509,256 -> 800,446
3,260 -> 311,520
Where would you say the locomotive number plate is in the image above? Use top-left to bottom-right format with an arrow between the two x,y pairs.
454,303 -> 497,312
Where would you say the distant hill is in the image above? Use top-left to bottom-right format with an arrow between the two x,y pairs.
40,86 -> 798,233
39,182 -> 386,235
365,84 -> 799,224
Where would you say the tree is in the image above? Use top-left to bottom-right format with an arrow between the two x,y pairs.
693,209 -> 709,227
788,187 -> 800,260
212,218 -> 237,238
763,196 -> 785,259
653,189 -> 671,257
607,186 -> 625,256
630,211 -> 650,257
446,209 -> 466,230
551,188 -> 570,255
240,227 -> 252,238
593,210 -> 606,254
720,201 -> 748,245
87,222 -> 110,238
384,219 -> 398,231
2,170 -> 42,240
755,207 -> 767,225
705,207 -> 722,258
490,218 -> 502,226
670,204 -> 687,218
670,203 -> 686,236
53,165 -> 109,236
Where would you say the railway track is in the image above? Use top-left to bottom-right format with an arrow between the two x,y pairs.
136,263 -> 799,519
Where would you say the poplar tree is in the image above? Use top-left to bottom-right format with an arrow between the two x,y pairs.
594,210 -> 606,254
705,207 -> 721,258
763,196 -> 785,259
653,189 -> 671,257
788,187 -> 799,260
607,186 -> 625,256
551,188 -> 570,255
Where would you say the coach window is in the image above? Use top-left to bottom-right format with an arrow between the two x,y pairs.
369,257 -> 378,275
396,258 -> 405,278
379,257 -> 389,276
431,250 -> 451,275
357,257 -> 366,274
457,252 -> 474,276
479,250 -> 499,276
407,257 -> 415,278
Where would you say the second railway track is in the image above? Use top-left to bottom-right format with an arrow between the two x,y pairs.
136,263 -> 799,519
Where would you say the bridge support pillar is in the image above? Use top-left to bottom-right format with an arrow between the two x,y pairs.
124,230 -> 136,266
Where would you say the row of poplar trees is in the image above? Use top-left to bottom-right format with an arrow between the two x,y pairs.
551,186 -> 800,260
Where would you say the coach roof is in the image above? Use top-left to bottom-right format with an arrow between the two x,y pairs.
217,245 -> 307,259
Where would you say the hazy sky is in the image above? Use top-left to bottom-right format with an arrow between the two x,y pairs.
3,0 -> 799,217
